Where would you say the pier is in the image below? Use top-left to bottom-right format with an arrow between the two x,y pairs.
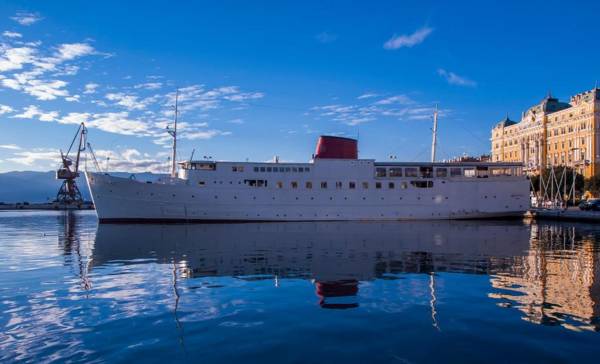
525,207 -> 600,222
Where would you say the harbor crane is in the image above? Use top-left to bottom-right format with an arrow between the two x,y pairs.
56,123 -> 87,205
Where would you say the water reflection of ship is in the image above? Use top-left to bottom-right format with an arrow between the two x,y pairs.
489,221 -> 600,331
91,221 -> 530,312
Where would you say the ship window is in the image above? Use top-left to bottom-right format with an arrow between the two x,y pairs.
267,167 -> 272,172
349,182 -> 356,189
254,167 -> 259,172
450,167 -> 462,177
362,182 -> 369,189
244,179 -> 268,187
436,168 -> 447,177
335,181 -> 343,189
463,168 -> 476,177
389,168 -> 402,177
388,182 -> 395,189
306,181 -> 312,189
411,181 -> 433,188
276,181 -> 283,188
405,167 -> 418,177
375,168 -> 386,177
299,167 -> 304,172
291,181 -> 298,188
420,166 -> 433,178
321,182 -> 328,189
260,167 -> 266,172
375,182 -> 382,189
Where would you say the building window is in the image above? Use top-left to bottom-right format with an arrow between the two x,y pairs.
306,181 -> 312,189
291,181 -> 298,189
299,167 -> 304,172
320,182 -> 328,189
388,182 -> 395,189
375,182 -> 382,189
362,182 -> 369,189
253,167 -> 259,172
335,181 -> 343,189
349,182 -> 356,189
276,181 -> 283,188
436,168 -> 448,177
375,168 -> 387,177
305,167 -> 310,172
389,168 -> 403,177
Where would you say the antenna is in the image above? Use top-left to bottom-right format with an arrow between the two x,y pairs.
430,104 -> 439,163
167,89 -> 180,178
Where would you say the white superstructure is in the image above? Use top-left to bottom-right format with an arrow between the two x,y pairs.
86,136 -> 529,222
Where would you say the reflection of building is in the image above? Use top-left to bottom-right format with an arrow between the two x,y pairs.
490,223 -> 600,331
491,88 -> 600,177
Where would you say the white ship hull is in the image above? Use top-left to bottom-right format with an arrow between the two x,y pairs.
86,158 -> 529,222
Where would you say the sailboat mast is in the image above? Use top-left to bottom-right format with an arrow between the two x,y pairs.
430,104 -> 439,163
171,89 -> 179,178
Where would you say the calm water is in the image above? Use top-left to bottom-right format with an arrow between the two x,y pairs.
1,211 -> 600,363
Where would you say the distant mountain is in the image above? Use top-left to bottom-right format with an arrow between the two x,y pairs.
0,171 -> 164,203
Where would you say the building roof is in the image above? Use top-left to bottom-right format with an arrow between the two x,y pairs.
495,115 -> 517,128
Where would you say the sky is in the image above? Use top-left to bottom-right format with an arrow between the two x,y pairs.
0,0 -> 599,173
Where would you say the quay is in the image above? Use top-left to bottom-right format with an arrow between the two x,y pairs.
0,202 -> 94,211
525,207 -> 600,222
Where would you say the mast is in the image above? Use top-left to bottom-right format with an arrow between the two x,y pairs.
168,89 -> 179,178
430,104 -> 439,163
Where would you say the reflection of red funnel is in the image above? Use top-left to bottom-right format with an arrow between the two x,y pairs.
315,280 -> 359,309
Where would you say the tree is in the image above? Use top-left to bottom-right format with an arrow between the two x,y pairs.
584,173 -> 600,198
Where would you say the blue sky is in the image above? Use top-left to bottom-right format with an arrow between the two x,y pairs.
0,0 -> 599,172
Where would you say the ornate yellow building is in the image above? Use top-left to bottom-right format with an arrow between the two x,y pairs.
491,88 -> 600,177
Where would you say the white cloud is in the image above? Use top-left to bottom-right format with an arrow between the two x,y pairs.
83,83 -> 99,94
0,144 -> 20,150
374,95 -> 414,105
7,148 -> 58,166
105,92 -> 154,110
0,41 -> 98,100
227,118 -> 244,124
12,105 -> 58,122
0,104 -> 14,114
357,93 -> 378,100
312,94 -> 442,125
134,82 -> 162,90
11,12 -> 43,26
437,69 -> 476,87
0,45 -> 36,72
2,31 -> 22,39
53,43 -> 95,61
384,26 -> 433,50
316,32 -> 338,43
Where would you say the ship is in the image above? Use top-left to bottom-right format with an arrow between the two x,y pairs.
86,134 -> 529,222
